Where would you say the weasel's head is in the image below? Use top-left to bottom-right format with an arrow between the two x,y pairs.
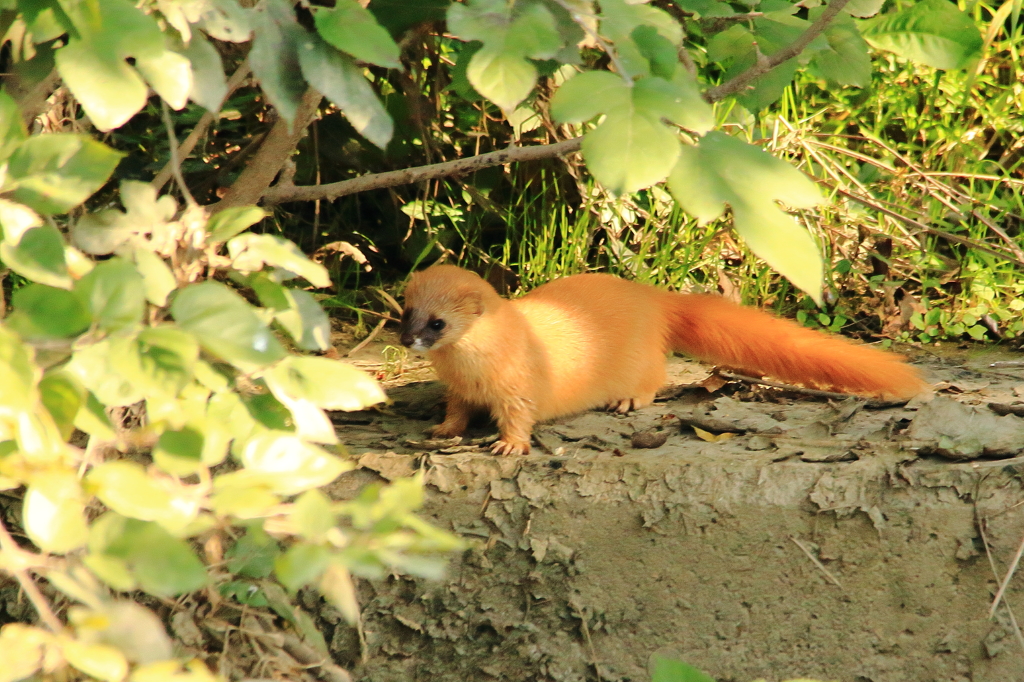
399,265 -> 493,351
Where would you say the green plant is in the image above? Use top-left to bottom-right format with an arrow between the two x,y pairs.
0,89 -> 461,682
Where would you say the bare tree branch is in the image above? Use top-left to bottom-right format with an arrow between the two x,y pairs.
152,59 -> 251,194
262,137 -> 584,205
253,0 -> 852,207
8,67 -> 61,126
211,87 -> 323,213
704,0 -> 852,102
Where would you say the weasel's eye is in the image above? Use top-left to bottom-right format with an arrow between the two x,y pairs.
428,319 -> 446,331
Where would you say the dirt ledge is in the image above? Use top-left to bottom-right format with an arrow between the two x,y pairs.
318,442 -> 1024,682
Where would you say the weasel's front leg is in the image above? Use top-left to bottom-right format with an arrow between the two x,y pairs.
491,395 -> 534,456
429,391 -> 473,439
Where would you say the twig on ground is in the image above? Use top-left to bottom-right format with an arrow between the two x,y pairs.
989,525 -> 1024,619
347,318 -> 388,357
978,516 -> 1024,653
789,535 -> 844,590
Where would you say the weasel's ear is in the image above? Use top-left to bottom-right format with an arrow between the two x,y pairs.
466,291 -> 483,316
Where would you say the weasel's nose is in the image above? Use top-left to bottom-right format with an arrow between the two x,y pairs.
399,332 -> 415,347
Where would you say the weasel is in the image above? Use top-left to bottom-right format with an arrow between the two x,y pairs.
399,265 -> 927,455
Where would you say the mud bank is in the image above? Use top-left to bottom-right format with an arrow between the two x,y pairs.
321,356 -> 1024,682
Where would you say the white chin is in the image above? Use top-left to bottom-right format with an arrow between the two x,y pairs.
410,340 -> 431,352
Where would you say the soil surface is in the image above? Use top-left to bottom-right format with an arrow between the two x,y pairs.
324,336 -> 1024,682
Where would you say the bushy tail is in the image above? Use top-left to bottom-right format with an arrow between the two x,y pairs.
666,294 -> 928,400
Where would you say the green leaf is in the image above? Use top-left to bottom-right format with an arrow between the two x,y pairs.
314,1 -> 401,68
74,391 -> 117,439
67,338 -> 145,407
70,601 -> 172,666
3,134 -> 123,215
210,480 -> 281,518
133,326 -> 200,397
54,0 -> 176,130
651,656 -> 716,682
197,0 -> 254,43
549,70 -> 631,123
86,461 -> 200,534
667,131 -> 824,301
134,249 -> 177,307
239,431 -> 352,495
206,206 -> 266,244
859,0 -> 983,70
292,489 -> 335,541
275,542 -> 330,591
100,517 -> 208,596
181,32 -> 229,112
581,100 -> 680,196
252,277 -> 330,351
134,49 -> 193,110
39,371 -> 85,439
171,281 -> 286,370
632,24 -> 678,79
72,180 -> 177,256
227,233 -> 331,287
447,0 -> 563,111
8,283 -> 91,338
154,427 -> 205,476
265,356 -> 387,411
319,561 -> 361,625
845,0 -> 884,18
0,91 -> 28,163
61,640 -> 129,682
74,258 -> 146,332
551,72 -> 711,194
599,0 -> 682,78
0,624 -> 54,682
297,36 -> 394,149
55,39 -> 149,132
809,10 -> 872,87
0,326 -> 38,408
0,225 -> 72,289
226,524 -> 280,578
23,471 -> 89,553
249,0 -> 307,125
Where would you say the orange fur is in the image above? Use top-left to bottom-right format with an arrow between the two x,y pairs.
400,265 -> 928,455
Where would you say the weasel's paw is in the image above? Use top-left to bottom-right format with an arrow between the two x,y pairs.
428,423 -> 465,439
491,438 -> 530,456
607,398 -> 637,414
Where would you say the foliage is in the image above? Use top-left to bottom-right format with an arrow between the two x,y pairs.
0,0 -> 1021,679
0,82 -> 461,682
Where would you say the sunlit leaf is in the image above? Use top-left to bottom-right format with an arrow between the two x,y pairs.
314,0 -> 401,68
23,471 -> 89,553
0,225 -> 72,289
60,639 -> 129,682
3,134 -> 123,214
227,233 -> 331,287
860,0 -> 983,70
239,431 -> 352,495
667,131 -> 824,301
86,462 -> 200,533
275,542 -> 330,591
297,36 -> 394,149
74,258 -> 146,332
171,281 -> 285,369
